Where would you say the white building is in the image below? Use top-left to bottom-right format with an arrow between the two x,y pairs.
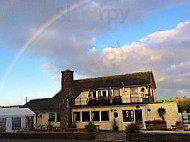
0,108 -> 35,132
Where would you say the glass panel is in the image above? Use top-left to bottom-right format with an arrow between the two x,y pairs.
26,117 -> 34,129
91,111 -> 100,121
101,111 -> 109,121
130,88 -> 138,95
98,91 -> 101,98
49,113 -> 55,122
12,117 -> 21,129
113,89 -> 120,96
93,91 -> 96,98
82,112 -> 90,122
57,113 -> 60,122
122,110 -> 134,122
0,118 -> 6,131
103,91 -> 107,98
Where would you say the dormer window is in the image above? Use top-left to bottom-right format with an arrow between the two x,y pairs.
113,88 -> 120,96
130,87 -> 138,95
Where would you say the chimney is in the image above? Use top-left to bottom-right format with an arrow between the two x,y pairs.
60,69 -> 74,130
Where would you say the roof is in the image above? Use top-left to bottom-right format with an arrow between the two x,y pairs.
76,71 -> 156,90
23,71 -> 156,111
0,108 -> 35,118
22,91 -> 62,111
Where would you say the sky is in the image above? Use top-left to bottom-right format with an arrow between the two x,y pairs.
0,0 -> 190,106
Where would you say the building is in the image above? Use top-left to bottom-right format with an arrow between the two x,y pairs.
0,108 -> 35,132
23,70 -> 179,130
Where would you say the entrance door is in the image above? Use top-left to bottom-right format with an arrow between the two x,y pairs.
135,110 -> 142,122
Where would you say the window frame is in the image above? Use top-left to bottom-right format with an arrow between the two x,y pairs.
82,111 -> 90,122
73,112 -> 81,122
12,117 -> 21,130
57,113 -> 60,122
100,111 -> 110,122
130,87 -> 138,95
26,116 -> 34,129
91,111 -> 100,122
49,113 -> 55,122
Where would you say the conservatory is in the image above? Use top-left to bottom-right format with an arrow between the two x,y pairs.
0,108 -> 35,132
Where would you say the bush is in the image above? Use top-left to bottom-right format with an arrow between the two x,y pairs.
85,121 -> 97,132
125,123 -> 140,133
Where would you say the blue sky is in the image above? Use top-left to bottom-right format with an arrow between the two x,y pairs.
0,0 -> 190,105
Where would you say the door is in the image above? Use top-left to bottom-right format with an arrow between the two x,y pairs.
135,110 -> 142,122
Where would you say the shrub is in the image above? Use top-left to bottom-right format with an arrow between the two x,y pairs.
125,123 -> 140,133
85,121 -> 96,132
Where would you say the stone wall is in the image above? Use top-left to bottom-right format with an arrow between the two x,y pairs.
126,132 -> 190,142
60,69 -> 74,129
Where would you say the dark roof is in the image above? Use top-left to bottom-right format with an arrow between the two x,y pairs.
22,91 -> 61,111
76,71 -> 155,90
23,71 -> 156,111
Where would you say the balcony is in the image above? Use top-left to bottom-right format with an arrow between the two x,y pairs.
72,94 -> 154,106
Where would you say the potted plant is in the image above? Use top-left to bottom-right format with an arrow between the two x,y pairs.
158,107 -> 166,120
112,118 -> 118,131
70,121 -> 77,128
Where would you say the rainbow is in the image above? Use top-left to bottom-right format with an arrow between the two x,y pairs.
0,0 -> 91,91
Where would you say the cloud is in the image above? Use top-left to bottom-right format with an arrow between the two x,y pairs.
1,0 -> 190,99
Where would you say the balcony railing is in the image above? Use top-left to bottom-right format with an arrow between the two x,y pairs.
72,95 -> 153,106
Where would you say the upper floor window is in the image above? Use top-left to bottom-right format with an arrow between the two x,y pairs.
98,91 -> 101,98
130,87 -> 138,95
103,91 -> 107,98
113,89 -> 120,96
93,91 -> 96,98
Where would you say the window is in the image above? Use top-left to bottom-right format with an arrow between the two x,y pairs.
57,113 -> 60,122
91,111 -> 100,121
130,88 -> 138,95
122,110 -> 134,122
93,91 -> 96,98
113,89 -> 120,96
82,112 -> 90,122
12,117 -> 21,129
101,111 -> 109,121
26,117 -> 34,129
49,113 -> 55,122
0,118 -> 6,131
73,112 -> 80,122
98,91 -> 101,98
103,91 -> 107,98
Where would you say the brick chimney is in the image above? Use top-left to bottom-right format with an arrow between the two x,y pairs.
60,69 -> 74,130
